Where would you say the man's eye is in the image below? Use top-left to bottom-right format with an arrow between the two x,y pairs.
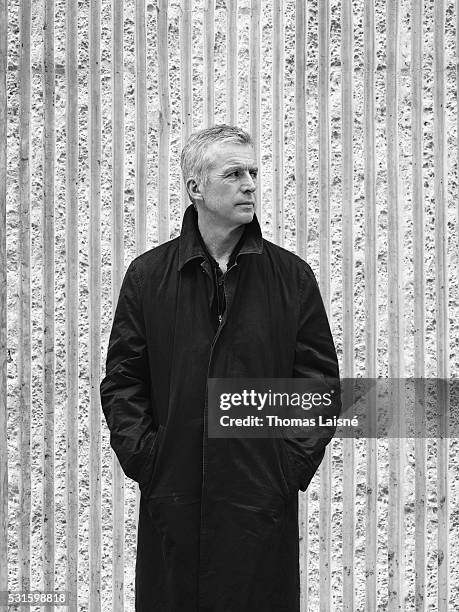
250,171 -> 258,179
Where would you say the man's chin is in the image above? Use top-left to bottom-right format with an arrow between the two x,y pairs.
234,205 -> 255,222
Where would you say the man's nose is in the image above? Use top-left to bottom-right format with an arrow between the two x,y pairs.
241,172 -> 256,192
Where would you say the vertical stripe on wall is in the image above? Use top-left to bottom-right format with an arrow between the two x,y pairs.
136,0 -> 147,255
295,4 -> 308,609
18,0 -> 32,601
318,0 -> 330,302
0,0 -> 7,598
318,1 -> 331,609
272,0 -> 284,245
89,0 -> 102,609
111,0 -> 125,608
295,0 -> 307,260
65,0 -> 79,608
157,0 -> 171,243
43,0 -> 56,600
411,0 -> 426,610
226,0 -> 238,125
341,0 -> 355,609
203,0 -> 215,127
180,0 -> 193,212
249,0 -> 262,226
363,0 -> 377,609
386,1 -> 405,609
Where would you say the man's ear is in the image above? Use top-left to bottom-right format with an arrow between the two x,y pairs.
185,177 -> 204,204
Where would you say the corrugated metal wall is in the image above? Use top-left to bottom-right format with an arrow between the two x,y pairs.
1,1 -> 457,610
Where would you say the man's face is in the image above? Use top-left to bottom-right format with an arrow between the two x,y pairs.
192,142 -> 258,231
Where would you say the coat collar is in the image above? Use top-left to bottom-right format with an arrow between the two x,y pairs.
178,204 -> 263,271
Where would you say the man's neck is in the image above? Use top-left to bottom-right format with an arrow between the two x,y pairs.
197,216 -> 245,274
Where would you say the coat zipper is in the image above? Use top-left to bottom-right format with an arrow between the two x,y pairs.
199,261 -> 237,593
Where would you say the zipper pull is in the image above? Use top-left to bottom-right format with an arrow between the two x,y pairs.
218,314 -> 222,324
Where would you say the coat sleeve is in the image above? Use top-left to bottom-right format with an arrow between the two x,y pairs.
100,259 -> 157,488
286,263 -> 341,492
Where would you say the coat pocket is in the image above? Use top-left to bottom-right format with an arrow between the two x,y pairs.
138,424 -> 165,496
279,438 -> 300,496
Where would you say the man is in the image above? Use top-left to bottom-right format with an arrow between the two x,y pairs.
100,125 -> 340,611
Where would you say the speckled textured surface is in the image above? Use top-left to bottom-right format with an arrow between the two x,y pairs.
5,0 -> 459,610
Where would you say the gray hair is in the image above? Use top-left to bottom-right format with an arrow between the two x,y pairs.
180,124 -> 254,198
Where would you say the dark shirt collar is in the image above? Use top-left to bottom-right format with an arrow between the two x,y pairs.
178,204 -> 263,271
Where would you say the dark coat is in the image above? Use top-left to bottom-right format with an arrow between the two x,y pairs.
100,204 -> 340,611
